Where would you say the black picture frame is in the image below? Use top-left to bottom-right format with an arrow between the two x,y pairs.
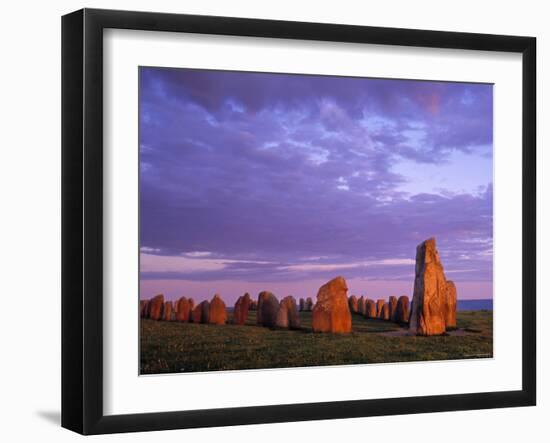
62,8 -> 536,435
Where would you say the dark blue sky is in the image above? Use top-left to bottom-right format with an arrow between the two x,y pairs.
139,67 -> 493,303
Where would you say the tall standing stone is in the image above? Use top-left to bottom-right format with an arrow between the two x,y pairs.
445,281 -> 457,329
148,294 -> 164,321
233,293 -> 251,325
305,297 -> 313,311
389,296 -> 398,322
312,276 -> 352,333
256,291 -> 279,327
395,295 -> 410,324
209,294 -> 227,325
365,299 -> 377,318
276,296 -> 301,329
299,298 -> 305,312
409,238 -> 448,336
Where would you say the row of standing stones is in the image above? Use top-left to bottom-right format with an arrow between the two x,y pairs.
140,238 -> 458,336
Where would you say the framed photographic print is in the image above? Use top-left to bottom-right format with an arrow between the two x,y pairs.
61,8 -> 536,435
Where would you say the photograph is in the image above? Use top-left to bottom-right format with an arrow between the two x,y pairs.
138,66 -> 494,375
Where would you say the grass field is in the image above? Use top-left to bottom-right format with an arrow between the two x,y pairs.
140,310 -> 493,374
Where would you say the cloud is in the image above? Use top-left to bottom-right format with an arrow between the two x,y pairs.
138,67 -> 493,289
140,253 -> 273,273
277,258 -> 415,272
140,246 -> 161,253
184,251 -> 213,257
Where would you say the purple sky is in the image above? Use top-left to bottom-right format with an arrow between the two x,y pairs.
139,67 -> 493,304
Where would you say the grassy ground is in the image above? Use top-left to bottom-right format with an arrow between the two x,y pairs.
140,310 -> 493,374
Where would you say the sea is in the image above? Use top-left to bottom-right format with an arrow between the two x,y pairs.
457,298 -> 493,311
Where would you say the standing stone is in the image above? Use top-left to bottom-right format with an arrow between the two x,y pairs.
445,281 -> 457,329
233,293 -> 251,325
256,291 -> 279,327
305,297 -> 314,311
200,300 -> 210,324
376,299 -> 385,318
275,295 -> 301,329
389,296 -> 398,322
299,298 -> 305,312
380,302 -> 390,320
312,276 -> 352,333
163,301 -> 173,321
288,299 -> 301,329
188,298 -> 195,311
395,295 -> 410,324
365,299 -> 377,318
175,297 -> 191,322
145,300 -> 151,318
409,238 -> 448,336
191,303 -> 201,323
358,296 -> 365,315
249,300 -> 258,311
208,294 -> 227,325
140,300 -> 148,318
348,295 -> 359,314
148,294 -> 164,321
191,300 -> 210,324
